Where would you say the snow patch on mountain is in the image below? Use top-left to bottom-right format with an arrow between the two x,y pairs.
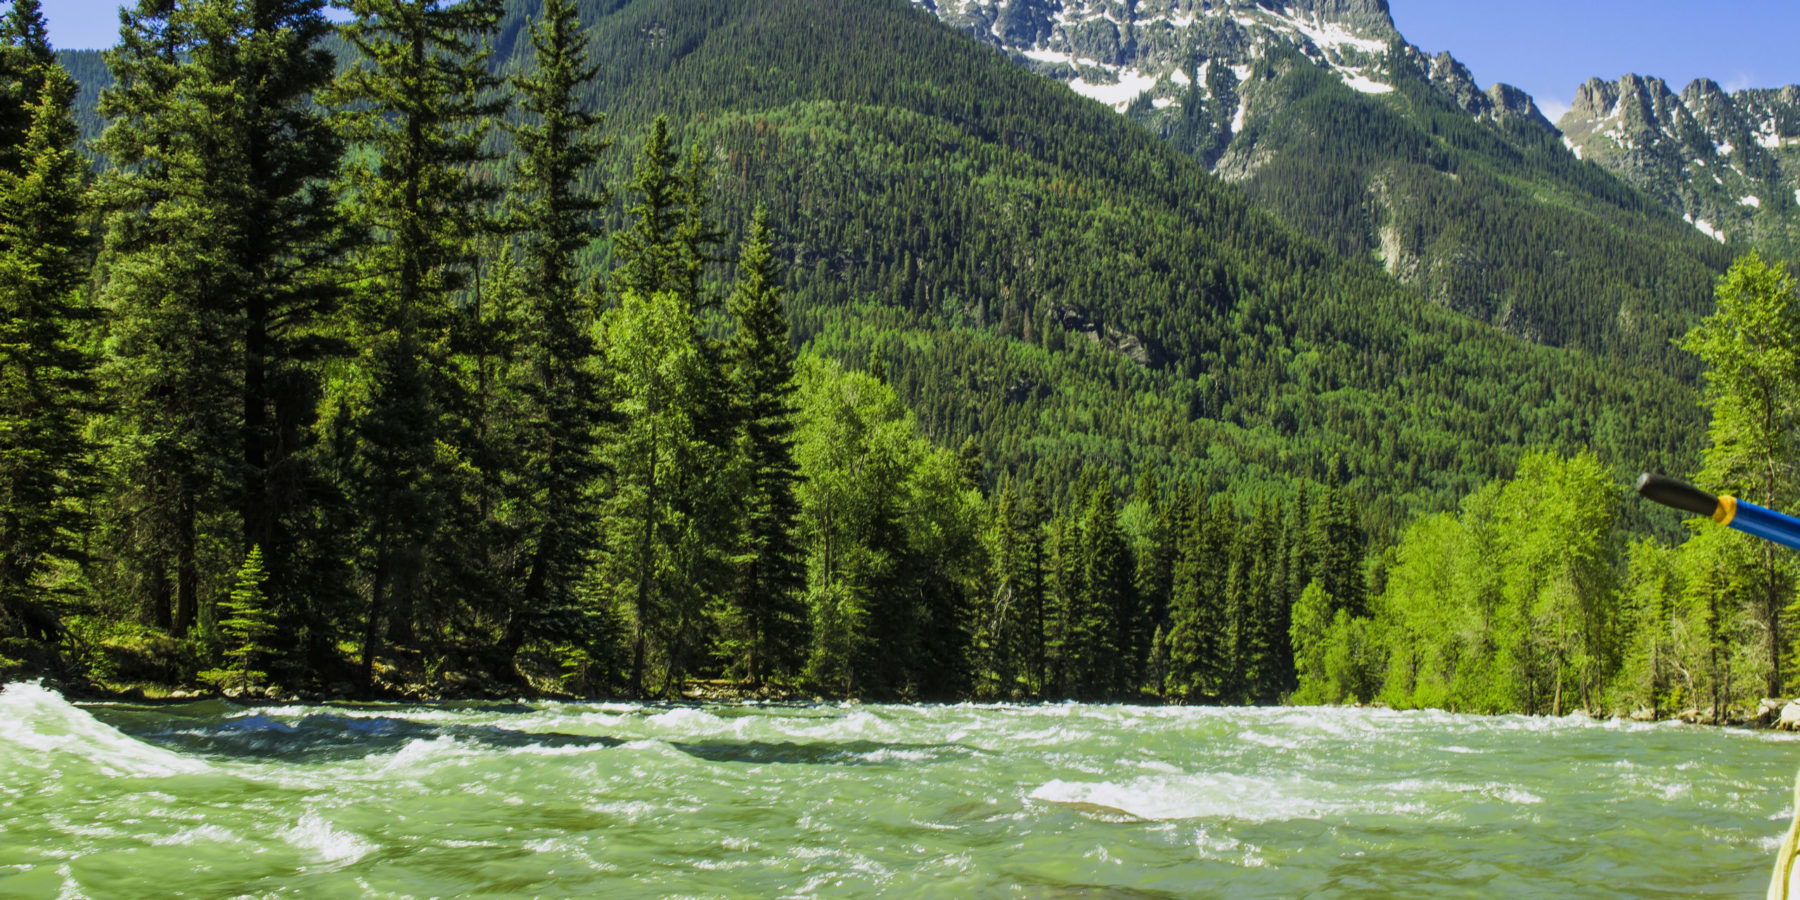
1069,69 -> 1161,109
1341,72 -> 1392,95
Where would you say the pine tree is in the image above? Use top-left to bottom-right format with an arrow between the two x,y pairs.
1164,494 -> 1233,701
717,206 -> 806,685
603,122 -> 736,696
328,0 -> 504,685
0,0 -> 54,175
1128,471 -> 1175,690
1068,479 -> 1129,698
0,63 -> 94,648
210,545 -> 277,693
490,0 -> 612,679
96,0 -> 244,639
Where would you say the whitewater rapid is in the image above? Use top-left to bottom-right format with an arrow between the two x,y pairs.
2,681 -> 1796,897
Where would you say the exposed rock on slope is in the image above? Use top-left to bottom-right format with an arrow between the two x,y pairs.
1560,75 -> 1800,255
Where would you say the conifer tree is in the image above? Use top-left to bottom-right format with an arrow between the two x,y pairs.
96,0 -> 243,639
211,545 -> 276,692
329,0 -> 503,684
1066,479 -> 1129,698
0,0 -> 53,174
0,63 -> 93,647
491,0 -> 611,677
1164,494 -> 1233,701
602,120 -> 738,696
717,207 -> 806,685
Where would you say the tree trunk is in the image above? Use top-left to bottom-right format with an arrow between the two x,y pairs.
174,490 -> 197,638
361,562 -> 387,692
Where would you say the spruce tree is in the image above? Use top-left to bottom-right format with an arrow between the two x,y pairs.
1164,494 -> 1233,701
490,0 -> 611,678
329,0 -> 503,685
210,545 -> 276,693
95,0 -> 349,663
96,0 -> 242,639
0,63 -> 94,648
0,0 -> 53,175
717,207 -> 806,685
604,121 -> 736,696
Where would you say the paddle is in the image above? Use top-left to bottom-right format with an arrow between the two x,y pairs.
1635,473 -> 1800,552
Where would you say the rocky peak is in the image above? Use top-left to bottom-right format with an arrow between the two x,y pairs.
1259,0 -> 1397,37
1428,51 -> 1485,114
1486,83 -> 1551,128
914,0 -> 1560,184
1569,77 -> 1619,120
1560,71 -> 1800,251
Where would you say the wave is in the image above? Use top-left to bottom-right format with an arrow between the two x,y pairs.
0,681 -> 212,778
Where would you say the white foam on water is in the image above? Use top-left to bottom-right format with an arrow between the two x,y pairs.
148,824 -> 239,847
279,811 -> 372,865
1193,826 -> 1266,867
646,706 -> 721,732
0,682 -> 211,779
54,863 -> 85,900
1030,773 -> 1353,823
1485,785 -> 1544,805
1239,729 -> 1301,750
376,734 -> 471,774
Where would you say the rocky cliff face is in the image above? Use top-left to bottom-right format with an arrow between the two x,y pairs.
1559,75 -> 1800,254
912,0 -> 1548,177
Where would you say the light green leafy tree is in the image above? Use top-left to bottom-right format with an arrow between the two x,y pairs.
1681,251 -> 1800,698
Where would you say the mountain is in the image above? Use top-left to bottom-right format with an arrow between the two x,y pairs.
1559,75 -> 1800,260
57,0 -> 1704,534
913,0 -> 1734,376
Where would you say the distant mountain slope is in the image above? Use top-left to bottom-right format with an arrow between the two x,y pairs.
913,0 -> 1734,376
59,0 -> 1704,533
1560,75 -> 1800,260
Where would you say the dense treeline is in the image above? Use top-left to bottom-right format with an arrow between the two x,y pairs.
0,0 -> 1759,707
0,0 -> 1361,700
1308,255 -> 1800,721
58,0 -> 1711,540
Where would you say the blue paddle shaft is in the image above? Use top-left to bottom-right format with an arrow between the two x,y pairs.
1727,500 -> 1800,553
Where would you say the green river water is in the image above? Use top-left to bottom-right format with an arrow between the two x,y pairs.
3,681 -> 1798,898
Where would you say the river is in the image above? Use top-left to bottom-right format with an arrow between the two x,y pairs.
2,680 -> 1796,897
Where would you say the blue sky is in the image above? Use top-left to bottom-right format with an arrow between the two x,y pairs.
29,0 -> 1800,123
1389,0 -> 1800,122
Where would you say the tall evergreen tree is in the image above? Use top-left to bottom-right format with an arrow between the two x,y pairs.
0,0 -> 53,175
328,0 -> 504,684
490,0 -> 611,678
1066,479 -> 1129,698
1164,494 -> 1233,702
95,0 -> 243,639
0,63 -> 93,649
205,0 -> 350,675
717,206 -> 806,685
602,121 -> 736,696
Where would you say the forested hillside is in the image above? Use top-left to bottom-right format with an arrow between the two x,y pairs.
485,0 -> 1703,523
2,0 -> 1744,706
56,0 -> 1708,527
918,0 -> 1735,377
